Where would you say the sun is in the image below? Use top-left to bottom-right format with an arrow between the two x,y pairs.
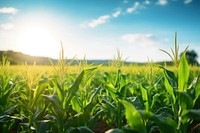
17,25 -> 59,58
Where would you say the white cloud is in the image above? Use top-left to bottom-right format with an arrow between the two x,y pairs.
121,33 -> 159,47
85,15 -> 111,28
120,33 -> 163,62
123,0 -> 129,4
144,0 -> 150,5
0,23 -> 15,30
112,9 -> 121,18
184,0 -> 192,4
157,0 -> 168,6
0,7 -> 17,14
127,2 -> 140,13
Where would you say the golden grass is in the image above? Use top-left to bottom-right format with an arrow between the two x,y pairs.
6,64 -> 200,77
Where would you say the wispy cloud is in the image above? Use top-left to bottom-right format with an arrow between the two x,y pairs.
127,2 -> 140,13
123,0 -> 129,4
157,0 -> 168,6
0,7 -> 17,14
0,23 -> 15,30
144,0 -> 150,5
121,33 -> 159,47
184,0 -> 192,4
82,9 -> 121,28
112,9 -> 121,18
82,0 -> 188,28
86,15 -> 111,28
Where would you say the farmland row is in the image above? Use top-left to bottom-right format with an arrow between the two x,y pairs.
0,51 -> 200,132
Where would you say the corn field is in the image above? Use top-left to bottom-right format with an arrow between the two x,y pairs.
1,44 -> 200,133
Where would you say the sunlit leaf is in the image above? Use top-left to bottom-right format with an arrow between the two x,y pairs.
178,53 -> 189,92
120,100 -> 146,133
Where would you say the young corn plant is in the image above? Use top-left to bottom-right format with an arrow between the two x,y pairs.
106,33 -> 200,133
0,56 -> 19,132
160,33 -> 200,132
160,32 -> 188,68
69,65 -> 103,130
161,51 -> 200,133
43,44 -> 99,132
15,64 -> 51,132
135,59 -> 163,113
44,66 -> 98,133
100,50 -> 132,128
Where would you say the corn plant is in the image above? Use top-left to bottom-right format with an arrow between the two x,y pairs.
159,33 -> 200,132
43,67 -> 98,133
41,44 -> 99,132
0,56 -> 20,132
160,51 -> 200,133
106,33 -> 200,133
14,65 -> 51,132
100,54 -> 132,128
160,32 -> 188,68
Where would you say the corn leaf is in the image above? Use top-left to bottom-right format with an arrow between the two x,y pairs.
141,85 -> 149,111
140,111 -> 178,133
64,67 -> 97,109
53,80 -> 64,104
120,99 -> 146,133
177,92 -> 193,110
67,126 -> 94,133
178,53 -> 189,92
164,74 -> 176,105
63,70 -> 85,109
71,96 -> 82,113
193,75 -> 200,104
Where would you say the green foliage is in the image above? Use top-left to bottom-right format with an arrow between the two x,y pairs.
120,99 -> 146,133
1,34 -> 200,133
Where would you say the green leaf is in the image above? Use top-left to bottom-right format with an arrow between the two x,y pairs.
159,66 -> 176,83
0,104 -> 18,116
36,120 -> 50,133
177,91 -> 193,110
53,80 -> 64,104
71,96 -> 82,113
140,85 -> 149,111
88,109 -> 104,129
32,105 -> 46,121
0,82 -> 15,108
64,70 -> 85,109
106,83 -> 117,94
84,86 -> 101,111
43,95 -> 64,117
64,67 -> 97,110
32,80 -> 49,108
104,72 -> 113,83
67,126 -> 94,133
120,100 -> 146,133
193,75 -> 200,104
164,74 -> 176,105
139,111 -> 178,133
182,109 -> 200,119
178,53 -> 189,92
101,96 -> 117,110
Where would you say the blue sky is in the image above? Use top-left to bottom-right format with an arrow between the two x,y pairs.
0,0 -> 200,62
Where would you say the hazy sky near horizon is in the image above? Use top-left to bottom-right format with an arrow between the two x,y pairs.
0,0 -> 200,62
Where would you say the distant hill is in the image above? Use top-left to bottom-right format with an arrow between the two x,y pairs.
0,50 -> 57,65
0,50 -> 173,66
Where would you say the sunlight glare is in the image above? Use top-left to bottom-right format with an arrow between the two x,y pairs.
17,25 -> 59,58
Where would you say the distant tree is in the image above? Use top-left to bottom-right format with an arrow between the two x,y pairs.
180,50 -> 199,65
